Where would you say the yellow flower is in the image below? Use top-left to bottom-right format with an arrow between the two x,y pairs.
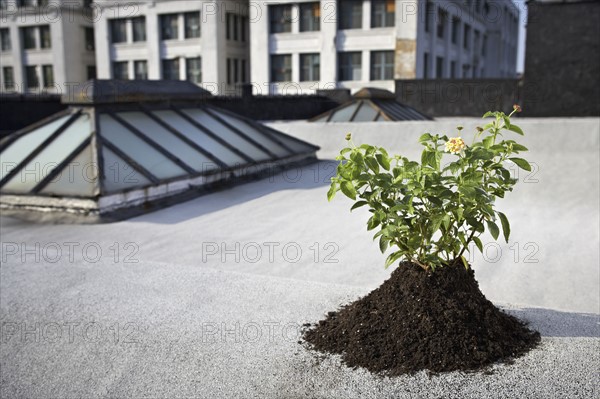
445,137 -> 466,154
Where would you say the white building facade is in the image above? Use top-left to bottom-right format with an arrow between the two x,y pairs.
93,0 -> 249,95
250,0 -> 520,95
0,0 -> 96,94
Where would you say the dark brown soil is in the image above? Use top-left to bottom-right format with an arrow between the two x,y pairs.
303,261 -> 541,375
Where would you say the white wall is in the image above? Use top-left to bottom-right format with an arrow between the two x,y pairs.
94,0 -> 249,95
0,0 -> 94,93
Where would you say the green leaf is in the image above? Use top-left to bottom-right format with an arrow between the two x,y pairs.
340,181 -> 356,200
376,153 -> 391,170
460,255 -> 470,270
473,236 -> 484,253
442,214 -> 451,230
498,212 -> 511,243
483,111 -> 495,118
418,133 -> 432,143
511,143 -> 528,152
379,236 -> 389,253
509,157 -> 532,172
385,251 -> 404,269
482,136 -> 494,149
350,201 -> 368,211
350,151 -> 364,163
487,220 -> 500,240
327,185 -> 337,202
507,124 -> 524,135
365,156 -> 380,173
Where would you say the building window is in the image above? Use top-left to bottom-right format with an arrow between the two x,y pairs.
113,62 -> 129,80
371,0 -> 394,28
185,12 -> 200,39
423,52 -> 429,79
162,58 -> 180,80
226,13 -> 233,40
0,0 -> 8,10
87,65 -> 96,80
110,19 -> 127,43
436,9 -> 446,38
234,15 -> 240,41
436,56 -> 444,78
134,60 -> 148,80
270,4 -> 292,33
482,34 -> 487,56
22,27 -> 37,49
450,61 -> 456,78
300,53 -> 320,81
370,50 -> 394,80
271,54 -> 292,82
85,27 -> 94,51
132,17 -> 146,42
227,58 -> 232,84
462,64 -> 470,78
424,0 -> 432,33
241,16 -> 248,42
241,59 -> 247,82
186,57 -> 201,84
160,14 -> 179,40
3,66 -> 14,90
463,24 -> 471,49
234,58 -> 240,83
300,2 -> 320,32
0,28 -> 10,51
338,51 -> 362,81
451,17 -> 459,44
339,0 -> 362,30
39,25 -> 51,48
42,65 -> 53,87
26,66 -> 39,89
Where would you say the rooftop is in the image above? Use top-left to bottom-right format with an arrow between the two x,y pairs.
1,117 -> 599,398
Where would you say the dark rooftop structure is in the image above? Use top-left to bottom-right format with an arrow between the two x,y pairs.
310,88 -> 432,122
0,80 -> 319,222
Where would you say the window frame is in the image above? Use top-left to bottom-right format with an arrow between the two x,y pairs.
269,4 -> 293,34
339,0 -> 363,30
160,14 -> 179,41
184,12 -> 201,39
271,54 -> 292,83
338,51 -> 362,81
162,58 -> 181,80
371,0 -> 395,28
300,53 -> 320,82
300,2 -> 321,32
370,50 -> 394,81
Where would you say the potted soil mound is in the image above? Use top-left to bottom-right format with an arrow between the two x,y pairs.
304,261 -> 540,375
308,108 -> 541,375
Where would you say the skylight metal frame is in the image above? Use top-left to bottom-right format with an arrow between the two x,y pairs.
0,109 -> 83,191
0,101 -> 319,201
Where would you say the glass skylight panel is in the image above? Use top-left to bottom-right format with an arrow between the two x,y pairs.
2,114 -> 92,193
353,102 -> 379,121
330,103 -> 359,122
151,110 -> 245,168
101,147 -> 152,193
99,114 -> 186,180
39,144 -> 97,197
181,108 -> 270,162
0,114 -> 72,182
210,110 -> 290,158
114,111 -> 215,173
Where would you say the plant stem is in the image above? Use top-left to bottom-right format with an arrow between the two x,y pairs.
457,215 -> 485,260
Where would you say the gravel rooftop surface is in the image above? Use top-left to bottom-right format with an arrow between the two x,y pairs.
1,117 -> 599,398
